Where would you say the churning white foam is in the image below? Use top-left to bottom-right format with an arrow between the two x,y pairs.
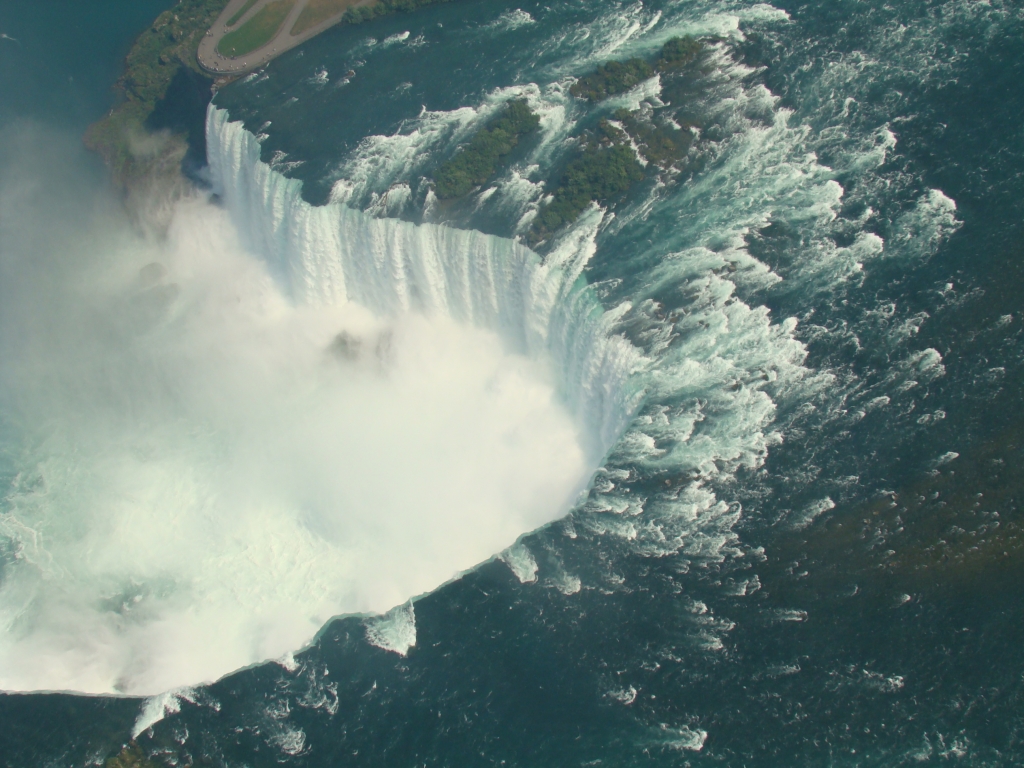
0,115 -> 641,695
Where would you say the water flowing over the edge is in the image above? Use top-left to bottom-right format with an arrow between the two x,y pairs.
207,105 -> 645,460
206,102 -> 817,579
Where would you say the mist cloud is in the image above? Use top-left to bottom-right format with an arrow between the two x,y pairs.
0,124 -> 593,695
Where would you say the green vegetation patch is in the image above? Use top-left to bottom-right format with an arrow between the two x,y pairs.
292,0 -> 365,34
611,108 -> 693,167
227,0 -> 261,26
528,144 -> 644,245
84,0 -> 454,188
570,58 -> 655,102
433,100 -> 541,199
218,0 -> 295,57
570,36 -> 704,102
657,35 -> 703,70
525,104 -> 696,245
522,35 -> 707,244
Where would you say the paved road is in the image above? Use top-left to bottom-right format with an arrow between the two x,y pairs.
197,0 -> 357,76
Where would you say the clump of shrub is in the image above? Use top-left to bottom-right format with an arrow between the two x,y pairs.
433,100 -> 540,199
522,35 -> 707,243
428,35 -> 707,244
528,143 -> 644,245
570,36 -> 704,102
569,58 -> 655,102
612,108 -> 692,167
106,743 -> 161,768
657,36 -> 703,70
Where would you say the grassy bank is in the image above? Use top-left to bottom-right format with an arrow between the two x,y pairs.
218,0 -> 296,56
226,0 -> 260,26
292,0 -> 368,35
84,0 -> 462,196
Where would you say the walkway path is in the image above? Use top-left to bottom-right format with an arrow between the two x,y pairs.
197,0 -> 363,76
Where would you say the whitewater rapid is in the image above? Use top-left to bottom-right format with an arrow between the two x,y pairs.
206,101 -> 814,575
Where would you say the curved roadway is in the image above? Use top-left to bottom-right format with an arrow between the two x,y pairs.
197,0 -> 361,75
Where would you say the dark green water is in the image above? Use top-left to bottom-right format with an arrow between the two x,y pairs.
0,0 -> 173,129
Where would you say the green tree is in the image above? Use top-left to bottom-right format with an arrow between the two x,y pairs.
433,100 -> 541,199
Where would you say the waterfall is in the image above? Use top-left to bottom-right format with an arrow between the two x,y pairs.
206,106 -> 646,457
